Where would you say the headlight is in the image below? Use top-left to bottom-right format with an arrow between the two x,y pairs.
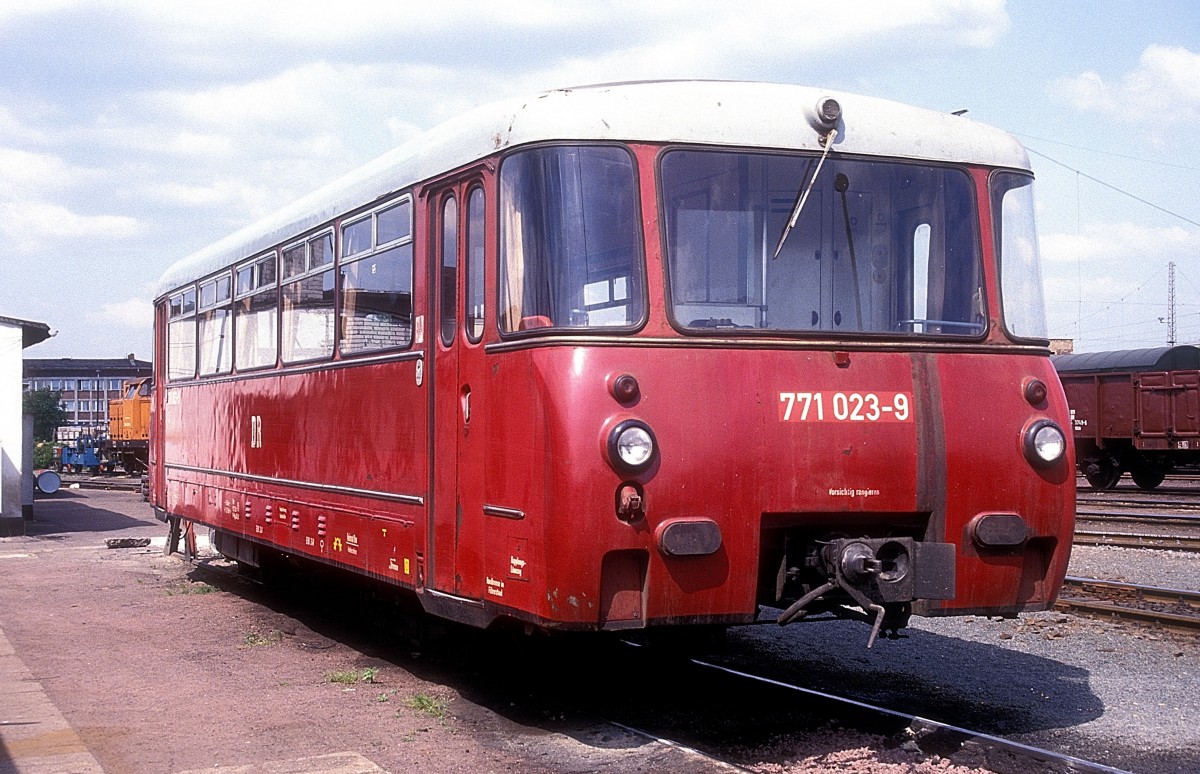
1023,419 -> 1066,468
607,419 -> 656,474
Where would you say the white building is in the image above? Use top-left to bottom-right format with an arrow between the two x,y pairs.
1,315 -> 52,536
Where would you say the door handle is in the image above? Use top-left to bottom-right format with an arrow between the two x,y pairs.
461,386 -> 471,425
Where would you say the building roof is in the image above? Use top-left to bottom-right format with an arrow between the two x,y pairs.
0,315 -> 52,349
23,358 -> 152,377
1051,345 -> 1200,374
157,80 -> 1032,298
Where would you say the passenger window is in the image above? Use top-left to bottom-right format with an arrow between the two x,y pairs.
167,288 -> 197,381
377,200 -> 412,245
339,244 -> 413,353
466,187 -> 485,343
338,195 -> 415,355
235,288 -> 277,369
282,270 -> 335,362
440,196 -> 458,346
342,216 -> 371,258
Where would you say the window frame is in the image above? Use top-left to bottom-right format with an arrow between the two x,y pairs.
657,145 -> 986,341
337,193 -> 416,357
166,286 -> 199,382
497,142 -> 648,338
465,185 -> 487,344
280,231 -> 337,365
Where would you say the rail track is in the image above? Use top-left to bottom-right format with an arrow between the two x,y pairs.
52,473 -> 144,492
1074,510 -> 1200,552
1056,576 -> 1200,632
187,557 -> 1131,774
654,648 -> 1129,774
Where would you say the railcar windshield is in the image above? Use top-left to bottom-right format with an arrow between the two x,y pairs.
661,149 -> 985,337
500,145 -> 645,332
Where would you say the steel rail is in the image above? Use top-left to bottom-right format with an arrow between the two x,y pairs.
1076,510 -> 1200,524
1075,495 -> 1200,512
1072,530 -> 1200,551
600,719 -> 752,772
681,655 -> 1130,774
1057,576 -> 1200,632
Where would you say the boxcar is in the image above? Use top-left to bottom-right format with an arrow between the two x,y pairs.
1053,345 -> 1200,490
151,81 -> 1074,647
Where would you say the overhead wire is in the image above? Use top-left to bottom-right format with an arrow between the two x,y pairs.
1018,141 -> 1200,348
1025,147 -> 1200,228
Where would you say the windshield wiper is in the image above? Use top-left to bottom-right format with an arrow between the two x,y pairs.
772,128 -> 837,260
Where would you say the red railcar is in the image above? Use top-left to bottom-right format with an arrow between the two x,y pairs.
151,81 -> 1074,646
1053,345 -> 1200,490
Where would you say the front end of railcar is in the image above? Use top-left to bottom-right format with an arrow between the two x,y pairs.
497,116 -> 1074,645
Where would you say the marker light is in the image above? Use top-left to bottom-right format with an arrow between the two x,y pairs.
815,97 -> 841,127
608,420 -> 656,474
1024,419 -> 1066,468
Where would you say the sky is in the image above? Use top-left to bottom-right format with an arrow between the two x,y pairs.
2,0 -> 1199,360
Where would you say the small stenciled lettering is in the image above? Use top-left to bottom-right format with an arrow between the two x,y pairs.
829,486 -> 882,498
486,576 -> 505,598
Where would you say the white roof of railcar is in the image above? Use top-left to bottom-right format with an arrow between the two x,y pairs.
157,80 -> 1030,297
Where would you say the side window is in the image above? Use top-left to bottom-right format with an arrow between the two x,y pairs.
339,196 -> 414,354
280,232 -> 336,363
466,187 -> 486,343
167,287 -> 197,381
235,253 -> 278,370
198,273 -> 233,376
282,263 -> 335,363
499,145 -> 644,333
992,171 -> 1048,339
440,195 -> 458,346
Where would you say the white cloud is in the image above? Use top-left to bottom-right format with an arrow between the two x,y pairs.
1041,221 -> 1200,265
91,297 -> 153,329
0,0 -> 80,25
0,200 -> 140,251
0,147 -> 73,193
1052,44 -> 1200,124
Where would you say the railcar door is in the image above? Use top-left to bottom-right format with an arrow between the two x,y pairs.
429,179 -> 489,600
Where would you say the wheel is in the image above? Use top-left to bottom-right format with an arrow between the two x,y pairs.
1084,458 -> 1121,490
1130,466 -> 1165,490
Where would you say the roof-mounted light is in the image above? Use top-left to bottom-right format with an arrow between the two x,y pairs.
808,96 -> 841,132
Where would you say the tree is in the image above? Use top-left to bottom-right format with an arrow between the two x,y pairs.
23,389 -> 67,443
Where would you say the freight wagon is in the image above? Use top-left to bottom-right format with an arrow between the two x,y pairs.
1053,345 -> 1200,489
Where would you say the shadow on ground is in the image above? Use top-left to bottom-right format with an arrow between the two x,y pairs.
184,559 -> 1126,771
22,491 -> 155,536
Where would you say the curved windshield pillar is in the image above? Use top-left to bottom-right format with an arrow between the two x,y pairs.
660,150 -> 985,338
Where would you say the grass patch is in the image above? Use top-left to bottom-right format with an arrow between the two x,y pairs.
325,666 -> 379,685
165,581 -> 216,596
406,692 -> 449,719
243,629 -> 283,647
